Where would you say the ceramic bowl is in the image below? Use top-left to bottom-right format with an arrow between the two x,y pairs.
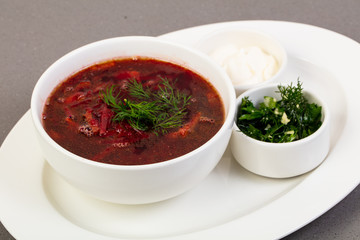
31,36 -> 236,204
230,83 -> 330,178
195,28 -> 287,96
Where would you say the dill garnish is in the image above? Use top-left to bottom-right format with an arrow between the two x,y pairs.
102,78 -> 191,134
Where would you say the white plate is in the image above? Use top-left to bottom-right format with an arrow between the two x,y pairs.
1,21 -> 360,240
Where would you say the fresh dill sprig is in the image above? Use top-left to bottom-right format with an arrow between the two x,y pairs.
276,80 -> 321,139
277,80 -> 307,123
102,77 -> 191,134
102,85 -> 157,131
127,78 -> 151,100
155,77 -> 191,110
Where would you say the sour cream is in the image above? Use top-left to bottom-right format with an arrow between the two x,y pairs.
210,44 -> 278,85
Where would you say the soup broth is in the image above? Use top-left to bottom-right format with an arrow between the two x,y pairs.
42,57 -> 225,165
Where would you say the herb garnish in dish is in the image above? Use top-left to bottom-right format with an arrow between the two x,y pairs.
102,77 -> 191,135
236,81 -> 322,143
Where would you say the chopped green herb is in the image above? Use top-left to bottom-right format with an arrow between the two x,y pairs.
236,80 -> 322,143
102,78 -> 191,135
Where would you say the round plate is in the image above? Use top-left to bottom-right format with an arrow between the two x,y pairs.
1,21 -> 359,239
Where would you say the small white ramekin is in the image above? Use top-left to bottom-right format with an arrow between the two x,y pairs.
230,83 -> 330,178
195,28 -> 287,96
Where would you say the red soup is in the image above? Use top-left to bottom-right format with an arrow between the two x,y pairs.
42,57 -> 225,165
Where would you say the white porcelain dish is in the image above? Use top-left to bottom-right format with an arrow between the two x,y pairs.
231,83 -> 330,178
0,21 -> 360,240
195,28 -> 287,96
30,36 -> 236,204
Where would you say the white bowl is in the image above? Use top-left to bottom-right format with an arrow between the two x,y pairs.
31,36 -> 236,204
230,83 -> 330,178
195,28 -> 287,96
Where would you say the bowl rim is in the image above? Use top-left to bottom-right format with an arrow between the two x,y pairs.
31,36 -> 236,171
232,82 -> 330,147
194,27 -> 288,92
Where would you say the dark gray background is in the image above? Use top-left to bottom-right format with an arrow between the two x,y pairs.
1,0 -> 359,239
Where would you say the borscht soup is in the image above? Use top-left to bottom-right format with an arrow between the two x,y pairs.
42,57 -> 225,165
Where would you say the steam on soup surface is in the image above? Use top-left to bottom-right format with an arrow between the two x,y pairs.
42,57 -> 225,165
